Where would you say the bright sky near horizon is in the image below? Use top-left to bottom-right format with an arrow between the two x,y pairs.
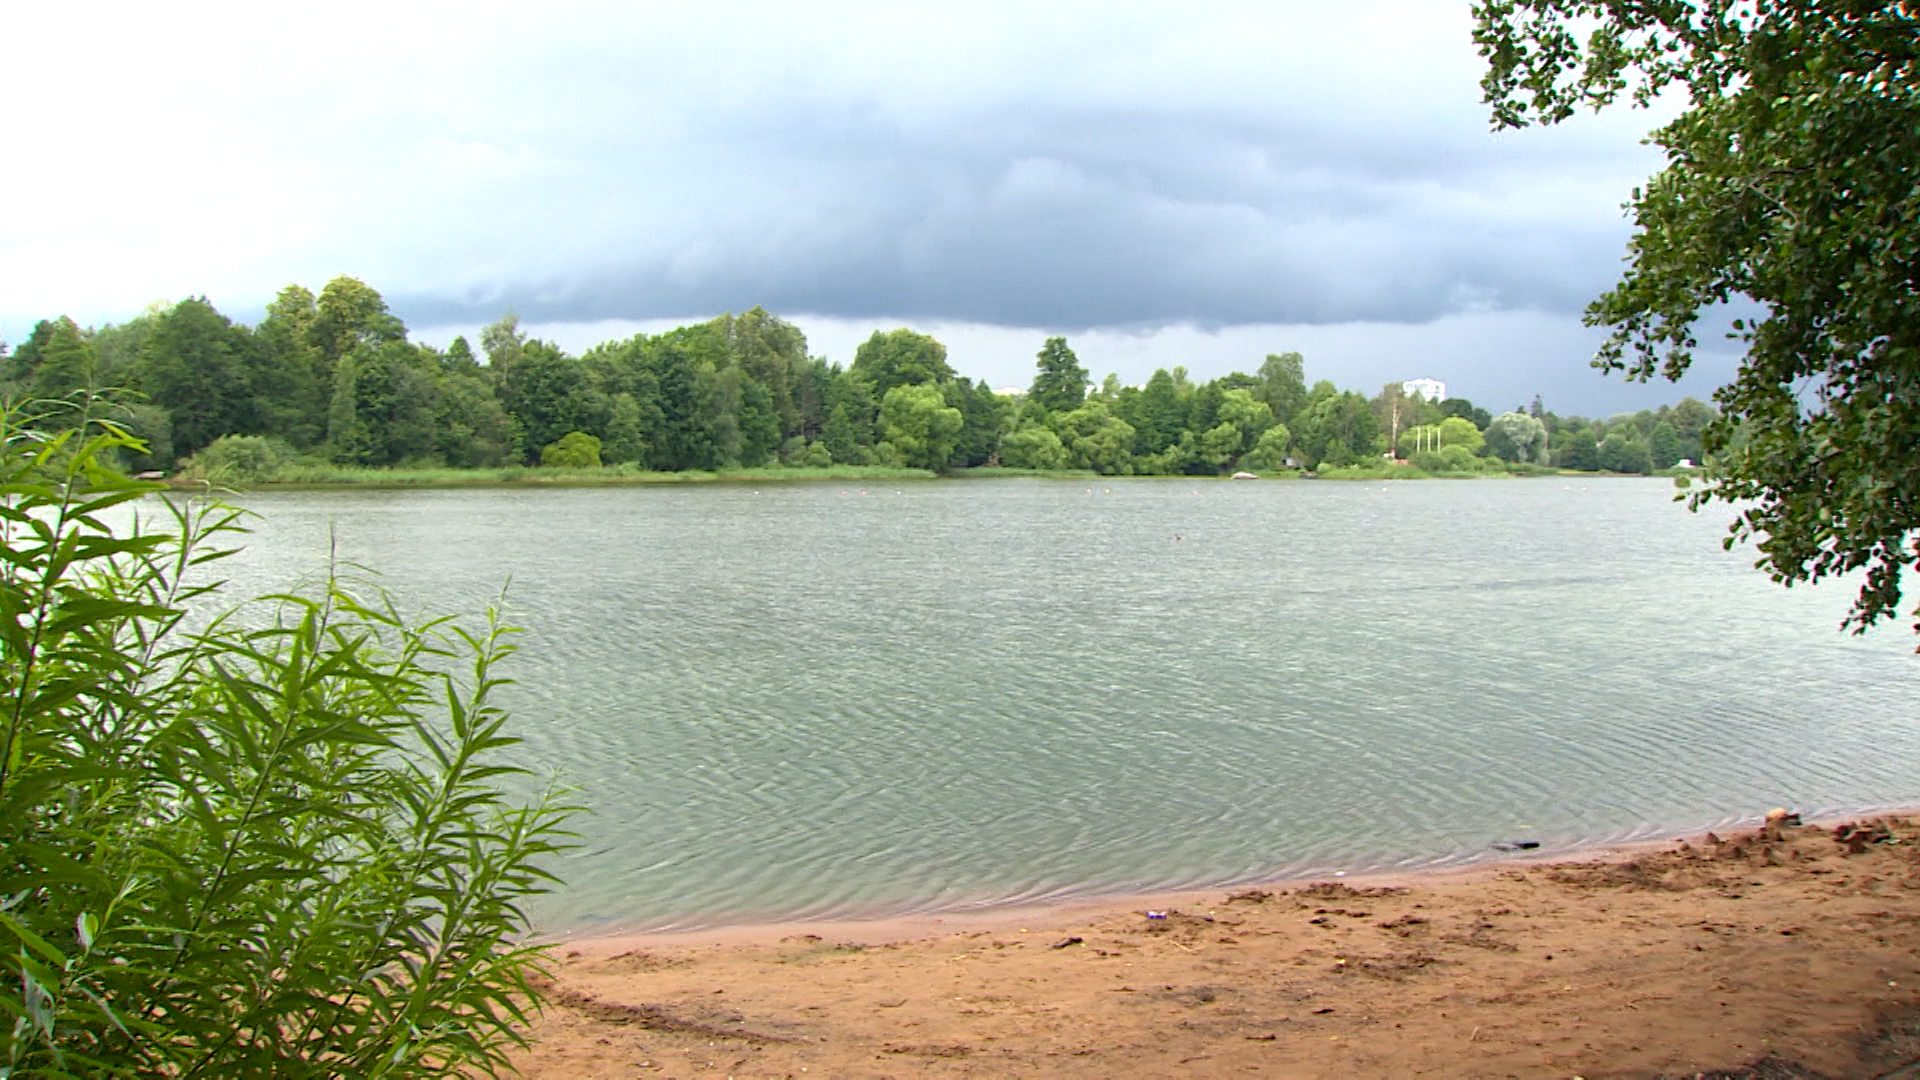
1,0 -> 1733,414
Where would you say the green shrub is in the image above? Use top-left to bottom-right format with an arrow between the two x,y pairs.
1410,449 -> 1450,473
794,440 -> 833,468
178,434 -> 296,483
997,426 -> 1069,470
0,417 -> 572,1076
539,431 -> 601,469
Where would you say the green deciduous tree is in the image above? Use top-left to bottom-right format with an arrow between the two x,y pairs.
1255,352 -> 1308,424
1049,402 -> 1136,474
1648,420 -> 1683,469
1028,336 -> 1090,414
1477,0 -> 1920,634
254,284 -> 328,446
602,392 -> 649,465
948,379 -> 1008,467
1556,428 -> 1601,471
1294,383 -> 1380,468
1440,444 -> 1482,472
1598,430 -> 1655,474
1239,423 -> 1293,473
878,383 -> 963,469
712,307 -> 809,437
135,299 -> 252,458
1484,411 -> 1548,464
1126,368 -> 1188,456
27,317 -> 98,408
1214,389 -> 1276,452
733,372 -> 783,467
998,424 -> 1070,470
311,276 -> 405,367
850,329 -> 955,398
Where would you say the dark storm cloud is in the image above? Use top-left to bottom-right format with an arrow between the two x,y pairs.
7,0 -> 1674,397
393,89 -> 1653,332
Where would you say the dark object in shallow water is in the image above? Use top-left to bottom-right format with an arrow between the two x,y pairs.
1491,841 -> 1541,852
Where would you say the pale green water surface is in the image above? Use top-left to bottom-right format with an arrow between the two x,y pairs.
201,478 -> 1920,932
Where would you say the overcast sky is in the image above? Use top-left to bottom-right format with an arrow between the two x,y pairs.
1,0 -> 1732,415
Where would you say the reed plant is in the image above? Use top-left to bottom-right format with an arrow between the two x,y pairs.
0,411 -> 573,1077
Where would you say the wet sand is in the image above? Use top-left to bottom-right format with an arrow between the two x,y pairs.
511,816 -> 1920,1078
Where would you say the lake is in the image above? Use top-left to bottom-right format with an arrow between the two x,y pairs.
198,477 -> 1920,933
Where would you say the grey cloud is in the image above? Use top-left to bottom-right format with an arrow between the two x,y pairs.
393,94 -> 1647,332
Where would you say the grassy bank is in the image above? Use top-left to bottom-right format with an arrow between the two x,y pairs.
188,462 -> 937,490
177,461 -> 1697,490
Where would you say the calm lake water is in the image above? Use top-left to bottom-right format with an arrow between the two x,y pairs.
196,477 -> 1920,933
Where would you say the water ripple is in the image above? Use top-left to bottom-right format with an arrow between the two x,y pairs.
194,478 -> 1920,933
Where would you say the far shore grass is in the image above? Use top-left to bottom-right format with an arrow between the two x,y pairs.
178,460 -> 1703,491
187,463 -> 939,490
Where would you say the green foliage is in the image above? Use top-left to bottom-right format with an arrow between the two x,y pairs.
540,430 -> 603,469
1238,423 -> 1293,473
29,319 -> 96,409
1484,411 -> 1548,463
9,282 -> 1726,492
998,425 -> 1069,471
1555,428 -> 1601,471
1648,420 -> 1682,469
1028,337 -> 1089,414
601,393 -> 649,465
946,379 -> 1008,467
793,440 -> 833,468
850,330 -> 955,398
311,276 -> 405,365
0,416 -> 571,1076
1440,397 -> 1493,430
1439,444 -> 1481,472
1293,384 -> 1380,468
878,383 -> 964,470
1477,0 -> 1920,634
1597,430 -> 1654,474
1255,352 -> 1308,424
179,433 -> 297,483
1049,403 -> 1136,474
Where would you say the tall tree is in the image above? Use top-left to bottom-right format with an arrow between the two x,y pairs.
1127,368 -> 1187,455
1484,411 -> 1548,464
253,284 -> 328,446
136,299 -> 252,458
28,317 -> 98,408
850,329 -> 955,398
877,383 -> 963,469
1028,336 -> 1090,414
712,307 -> 808,437
311,276 -> 404,367
2,320 -> 57,386
1255,351 -> 1308,423
1478,0 -> 1920,634
1294,383 -> 1380,468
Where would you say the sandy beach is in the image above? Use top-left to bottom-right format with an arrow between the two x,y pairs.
510,816 -> 1920,1078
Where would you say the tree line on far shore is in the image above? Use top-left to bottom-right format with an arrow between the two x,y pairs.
1,278 -> 1715,478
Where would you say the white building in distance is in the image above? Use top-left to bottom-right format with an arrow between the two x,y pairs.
1402,377 -> 1447,403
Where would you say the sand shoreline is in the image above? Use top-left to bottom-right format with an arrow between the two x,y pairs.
540,805 -> 1918,951
514,809 -> 1920,1078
